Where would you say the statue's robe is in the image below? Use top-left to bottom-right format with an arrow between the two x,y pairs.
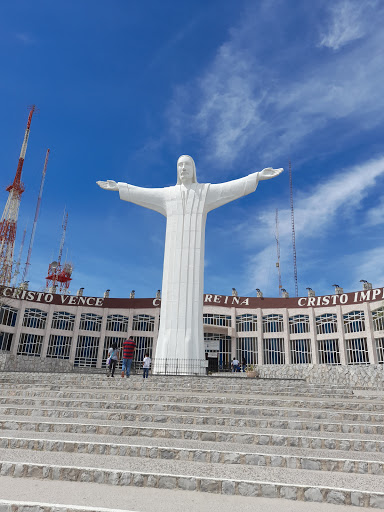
118,172 -> 259,373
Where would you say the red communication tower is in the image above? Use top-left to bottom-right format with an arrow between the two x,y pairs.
45,209 -> 73,293
0,106 -> 36,286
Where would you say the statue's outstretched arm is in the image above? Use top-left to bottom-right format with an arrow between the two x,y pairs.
97,179 -> 167,216
206,167 -> 283,212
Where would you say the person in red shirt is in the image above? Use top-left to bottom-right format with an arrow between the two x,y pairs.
121,337 -> 136,377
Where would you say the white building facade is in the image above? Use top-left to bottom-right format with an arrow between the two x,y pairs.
1,285 -> 384,371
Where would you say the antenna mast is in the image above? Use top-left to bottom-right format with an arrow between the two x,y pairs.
12,225 -> 27,287
289,161 -> 298,297
22,148 -> 50,283
0,105 -> 36,285
57,209 -> 68,267
46,209 -> 72,293
275,208 -> 282,296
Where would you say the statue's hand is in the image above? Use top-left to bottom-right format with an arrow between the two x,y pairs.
258,167 -> 284,181
96,180 -> 119,191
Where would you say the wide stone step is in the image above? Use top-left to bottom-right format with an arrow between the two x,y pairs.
1,434 -> 384,475
1,456 -> 384,508
1,396 -> 383,421
1,406 -> 383,434
1,418 -> 384,453
0,377 -> 356,398
0,387 -> 377,411
4,428 -> 384,462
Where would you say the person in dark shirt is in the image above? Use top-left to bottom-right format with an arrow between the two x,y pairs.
121,337 -> 136,378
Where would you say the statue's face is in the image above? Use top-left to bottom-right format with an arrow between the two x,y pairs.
177,156 -> 194,183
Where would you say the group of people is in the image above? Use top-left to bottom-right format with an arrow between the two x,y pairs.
231,357 -> 247,372
106,337 -> 151,379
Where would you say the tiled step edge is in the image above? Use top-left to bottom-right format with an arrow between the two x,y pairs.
1,408 -> 383,434
0,500 -> 135,512
0,461 -> 383,509
1,399 -> 383,421
2,419 -> 384,453
1,436 -> 384,475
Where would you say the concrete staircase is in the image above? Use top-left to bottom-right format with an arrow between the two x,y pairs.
0,372 -> 383,511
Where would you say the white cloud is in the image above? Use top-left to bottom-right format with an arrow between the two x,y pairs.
318,0 -> 368,50
167,3 -> 384,171
364,197 -> 384,227
351,246 -> 384,289
241,156 -> 384,295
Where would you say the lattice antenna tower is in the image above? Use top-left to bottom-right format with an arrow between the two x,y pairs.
0,105 -> 36,286
289,161 -> 298,297
46,208 -> 72,293
275,208 -> 282,296
58,208 -> 68,267
12,225 -> 27,287
22,148 -> 50,283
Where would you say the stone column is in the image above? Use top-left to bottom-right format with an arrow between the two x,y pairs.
335,305 -> 347,365
11,301 -> 26,356
40,307 -> 55,358
308,308 -> 318,364
152,308 -> 161,358
363,302 -> 378,364
96,308 -> 109,368
257,308 -> 263,365
68,308 -> 82,365
282,309 -> 290,364
230,307 -> 237,359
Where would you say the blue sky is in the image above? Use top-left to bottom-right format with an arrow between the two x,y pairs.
1,0 -> 384,299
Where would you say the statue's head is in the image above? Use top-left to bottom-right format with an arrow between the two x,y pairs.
177,155 -> 197,184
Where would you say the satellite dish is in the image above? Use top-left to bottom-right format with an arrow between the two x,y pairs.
50,261 -> 58,269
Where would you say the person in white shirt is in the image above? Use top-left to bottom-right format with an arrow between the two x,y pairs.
232,358 -> 240,372
143,353 -> 151,379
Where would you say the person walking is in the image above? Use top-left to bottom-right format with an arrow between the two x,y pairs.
107,342 -> 119,377
121,337 -> 136,378
142,353 -> 151,379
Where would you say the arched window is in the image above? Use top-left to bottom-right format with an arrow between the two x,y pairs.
372,307 -> 384,332
263,314 -> 283,333
0,305 -> 18,327
132,314 -> 155,331
79,313 -> 102,331
343,311 -> 365,334
316,314 -> 337,335
236,314 -> 257,332
23,309 -> 47,330
106,314 -> 129,332
52,312 -> 75,330
289,315 -> 310,334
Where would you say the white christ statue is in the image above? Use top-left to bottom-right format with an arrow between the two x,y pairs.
97,156 -> 283,374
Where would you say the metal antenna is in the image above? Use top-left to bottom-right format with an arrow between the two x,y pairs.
22,148 -> 50,283
289,161 -> 298,297
275,208 -> 282,296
